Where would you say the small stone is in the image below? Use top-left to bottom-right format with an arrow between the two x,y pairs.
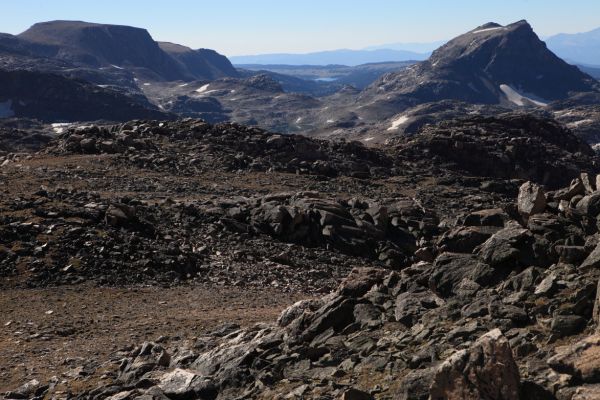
551,315 -> 587,338
534,273 -> 557,296
341,388 -> 374,400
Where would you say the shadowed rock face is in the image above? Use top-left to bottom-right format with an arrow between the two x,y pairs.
0,69 -> 169,122
158,42 -> 239,80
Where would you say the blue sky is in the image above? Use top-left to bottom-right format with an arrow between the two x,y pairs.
2,0 -> 600,55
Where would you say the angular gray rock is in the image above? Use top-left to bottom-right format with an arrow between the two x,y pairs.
580,243 -> 600,271
576,193 -> 600,217
581,173 -> 596,193
429,253 -> 495,297
518,181 -> 546,217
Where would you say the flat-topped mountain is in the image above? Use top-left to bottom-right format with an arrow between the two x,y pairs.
7,20 -> 238,82
0,21 -> 241,122
18,21 -> 184,80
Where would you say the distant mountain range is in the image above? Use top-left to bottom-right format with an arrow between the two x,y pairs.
229,28 -> 600,71
1,18 -> 600,136
546,27 -> 600,66
578,65 -> 600,79
363,41 -> 447,53
229,48 -> 429,66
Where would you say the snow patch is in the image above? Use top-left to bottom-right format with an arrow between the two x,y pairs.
499,84 -> 548,107
196,84 -> 210,93
196,89 -> 219,96
111,64 -> 124,70
0,100 -> 15,118
295,117 -> 303,123
363,137 -> 375,142
143,83 -> 151,86
567,119 -> 594,128
326,119 -> 335,123
472,27 -> 504,34
387,115 -> 409,131
554,110 -> 573,117
178,83 -> 189,87
51,122 -> 70,134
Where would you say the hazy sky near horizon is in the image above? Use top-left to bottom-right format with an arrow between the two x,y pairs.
2,0 -> 600,55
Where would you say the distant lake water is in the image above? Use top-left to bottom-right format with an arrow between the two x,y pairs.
314,77 -> 338,82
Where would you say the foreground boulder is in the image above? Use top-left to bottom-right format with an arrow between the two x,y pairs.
428,329 -> 520,400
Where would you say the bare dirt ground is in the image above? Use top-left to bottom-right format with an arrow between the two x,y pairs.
0,283 -> 308,393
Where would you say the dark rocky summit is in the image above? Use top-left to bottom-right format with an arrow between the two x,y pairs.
312,21 -> 600,142
357,21 -> 598,117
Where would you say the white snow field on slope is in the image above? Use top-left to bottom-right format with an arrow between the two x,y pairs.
472,27 -> 505,34
196,84 -> 210,93
387,114 -> 409,131
499,84 -> 548,107
51,123 -> 72,133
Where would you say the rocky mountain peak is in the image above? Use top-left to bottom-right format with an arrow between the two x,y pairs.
428,20 -> 538,69
357,20 -> 598,118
